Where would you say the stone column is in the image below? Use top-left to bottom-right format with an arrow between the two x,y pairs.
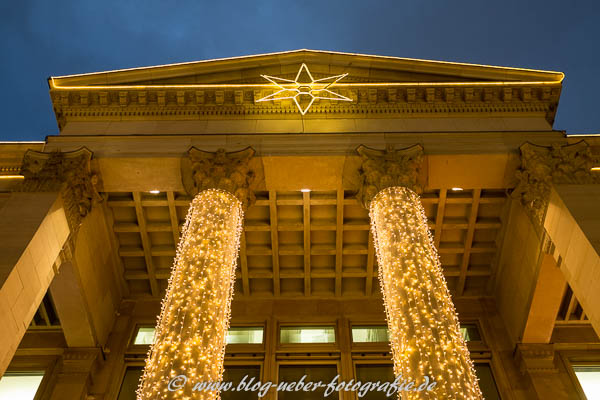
358,145 -> 482,399
137,148 -> 255,400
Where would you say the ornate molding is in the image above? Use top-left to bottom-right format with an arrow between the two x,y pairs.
15,148 -> 102,234
181,147 -> 258,209
515,344 -> 558,374
356,144 -> 424,208
50,84 -> 561,129
513,141 -> 600,228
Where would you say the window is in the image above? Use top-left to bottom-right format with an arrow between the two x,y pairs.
133,326 -> 265,345
134,327 -> 156,345
118,367 -> 143,400
222,365 -> 261,400
352,326 -> 389,343
117,365 -> 262,399
573,366 -> 600,399
0,372 -> 44,399
227,327 -> 264,344
355,364 -> 395,399
354,363 -> 500,399
474,363 -> 501,400
349,324 -> 479,343
278,365 -> 339,399
280,326 -> 335,344
460,324 -> 481,342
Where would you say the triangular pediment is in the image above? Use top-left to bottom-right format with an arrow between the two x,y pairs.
50,49 -> 563,87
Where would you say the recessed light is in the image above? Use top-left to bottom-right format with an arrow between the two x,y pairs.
300,188 -> 311,193
149,190 -> 160,194
451,187 -> 463,191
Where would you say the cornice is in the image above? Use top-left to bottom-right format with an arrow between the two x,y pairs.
49,83 -> 561,129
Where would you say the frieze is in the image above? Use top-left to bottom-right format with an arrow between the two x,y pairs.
49,84 -> 561,125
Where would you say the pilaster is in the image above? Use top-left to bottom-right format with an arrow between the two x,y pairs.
514,344 -> 579,399
48,347 -> 103,400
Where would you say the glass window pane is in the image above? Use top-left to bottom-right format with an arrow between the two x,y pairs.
460,324 -> 481,342
474,364 -> 500,400
134,326 -> 265,345
222,365 -> 261,400
352,326 -> 389,343
278,365 -> 338,399
0,373 -> 44,399
355,364 -> 395,400
118,367 -> 143,400
134,327 -> 156,345
227,327 -> 264,344
280,326 -> 335,344
574,366 -> 600,399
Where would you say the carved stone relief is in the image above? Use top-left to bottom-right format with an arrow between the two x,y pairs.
16,147 -> 101,235
513,141 -> 600,227
356,144 -> 424,208
181,147 -> 260,210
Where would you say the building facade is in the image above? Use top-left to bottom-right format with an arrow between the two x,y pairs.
0,50 -> 599,399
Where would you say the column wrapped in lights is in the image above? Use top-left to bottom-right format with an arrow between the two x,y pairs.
357,145 -> 482,399
370,187 -> 482,399
137,148 -> 256,399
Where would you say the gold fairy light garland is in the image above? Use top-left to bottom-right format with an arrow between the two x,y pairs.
370,186 -> 482,399
137,189 -> 243,399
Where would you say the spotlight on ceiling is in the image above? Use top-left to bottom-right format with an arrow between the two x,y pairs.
451,187 -> 464,191
300,188 -> 311,193
149,190 -> 161,194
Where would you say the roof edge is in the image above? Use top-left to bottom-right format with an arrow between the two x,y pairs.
49,49 -> 564,87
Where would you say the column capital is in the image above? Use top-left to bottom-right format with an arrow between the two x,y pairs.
513,140 -> 600,228
15,147 -> 102,234
356,144 -> 424,208
182,147 -> 258,209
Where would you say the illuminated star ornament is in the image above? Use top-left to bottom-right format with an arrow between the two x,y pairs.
256,63 -> 352,115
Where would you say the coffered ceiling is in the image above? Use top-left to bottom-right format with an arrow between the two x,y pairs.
107,188 -> 508,299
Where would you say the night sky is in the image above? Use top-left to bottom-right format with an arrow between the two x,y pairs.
1,0 -> 599,141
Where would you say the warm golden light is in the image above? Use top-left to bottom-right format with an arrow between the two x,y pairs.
0,175 -> 24,180
148,190 -> 161,194
370,187 -> 482,399
591,167 -> 600,171
256,63 -> 352,114
451,187 -> 464,191
137,189 -> 243,399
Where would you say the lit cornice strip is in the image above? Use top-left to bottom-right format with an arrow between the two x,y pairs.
49,77 -> 562,90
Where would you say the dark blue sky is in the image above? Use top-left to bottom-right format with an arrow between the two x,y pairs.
1,0 -> 599,141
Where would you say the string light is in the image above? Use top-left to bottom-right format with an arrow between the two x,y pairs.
370,187 -> 482,399
137,189 -> 243,399
256,63 -> 352,115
